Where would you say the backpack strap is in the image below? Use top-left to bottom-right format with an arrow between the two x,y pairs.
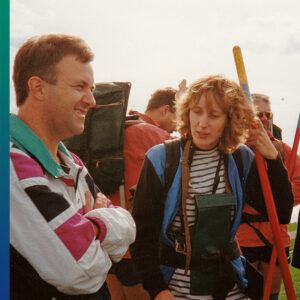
232,146 -> 251,187
164,139 -> 181,196
232,148 -> 244,185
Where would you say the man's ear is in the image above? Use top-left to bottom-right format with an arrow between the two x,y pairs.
161,104 -> 170,115
27,76 -> 46,101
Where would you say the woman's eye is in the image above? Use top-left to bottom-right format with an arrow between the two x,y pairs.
192,109 -> 202,115
210,114 -> 219,118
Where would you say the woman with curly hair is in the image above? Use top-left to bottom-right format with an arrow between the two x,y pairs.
130,75 -> 293,300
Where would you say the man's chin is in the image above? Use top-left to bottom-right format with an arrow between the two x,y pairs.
64,127 -> 85,140
74,127 -> 85,136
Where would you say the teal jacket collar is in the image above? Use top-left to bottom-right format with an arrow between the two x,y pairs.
10,114 -> 72,178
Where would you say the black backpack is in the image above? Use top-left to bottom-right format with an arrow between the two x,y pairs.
64,82 -> 131,195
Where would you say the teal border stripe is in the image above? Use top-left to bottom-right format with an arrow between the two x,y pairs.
0,0 -> 10,298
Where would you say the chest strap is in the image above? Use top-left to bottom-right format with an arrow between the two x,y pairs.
242,212 -> 269,223
242,213 -> 272,247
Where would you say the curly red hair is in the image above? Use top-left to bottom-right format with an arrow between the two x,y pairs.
176,75 -> 256,153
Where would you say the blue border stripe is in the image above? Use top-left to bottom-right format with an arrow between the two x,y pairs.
241,83 -> 251,102
0,0 -> 10,299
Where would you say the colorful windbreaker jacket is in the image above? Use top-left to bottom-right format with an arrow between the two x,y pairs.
131,141 -> 293,299
10,114 -> 136,295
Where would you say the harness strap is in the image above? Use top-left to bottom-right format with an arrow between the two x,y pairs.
242,212 -> 269,223
242,214 -> 271,247
160,239 -> 241,270
243,220 -> 272,248
182,139 -> 192,274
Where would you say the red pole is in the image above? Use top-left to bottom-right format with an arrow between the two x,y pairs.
263,248 -> 277,300
287,114 -> 300,178
255,152 -> 295,300
233,46 -> 296,300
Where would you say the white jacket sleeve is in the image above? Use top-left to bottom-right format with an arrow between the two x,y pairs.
85,207 -> 136,262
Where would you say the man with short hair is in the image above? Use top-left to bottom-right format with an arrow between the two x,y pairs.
143,87 -> 178,133
237,93 -> 300,300
251,93 -> 282,139
10,34 -> 136,300
110,87 -> 177,208
107,87 -> 177,300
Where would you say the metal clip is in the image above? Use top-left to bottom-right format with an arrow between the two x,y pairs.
175,239 -> 186,254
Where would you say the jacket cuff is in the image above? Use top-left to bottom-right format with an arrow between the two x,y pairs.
86,216 -> 107,241
265,155 -> 283,169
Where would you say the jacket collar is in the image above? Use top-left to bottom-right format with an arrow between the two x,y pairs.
10,114 -> 72,177
128,110 -> 161,127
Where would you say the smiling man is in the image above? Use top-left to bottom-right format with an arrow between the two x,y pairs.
10,34 -> 136,300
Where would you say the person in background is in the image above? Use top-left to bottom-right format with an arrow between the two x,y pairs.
112,87 -> 177,207
292,208 -> 300,270
10,34 -> 136,300
107,87 -> 177,300
237,93 -> 300,300
131,76 -> 293,300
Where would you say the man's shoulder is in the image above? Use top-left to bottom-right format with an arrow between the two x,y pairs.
126,121 -> 170,141
10,144 -> 45,179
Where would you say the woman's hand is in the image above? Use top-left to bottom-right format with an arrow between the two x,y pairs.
154,289 -> 176,300
247,119 -> 278,160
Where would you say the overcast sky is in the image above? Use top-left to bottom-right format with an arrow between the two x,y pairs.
10,0 -> 300,146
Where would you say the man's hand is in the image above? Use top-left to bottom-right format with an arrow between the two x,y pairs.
83,191 -> 92,214
93,192 -> 110,209
83,191 -> 110,239
84,191 -> 110,213
175,79 -> 188,101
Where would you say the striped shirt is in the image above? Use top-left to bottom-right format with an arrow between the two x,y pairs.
169,147 -> 248,299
